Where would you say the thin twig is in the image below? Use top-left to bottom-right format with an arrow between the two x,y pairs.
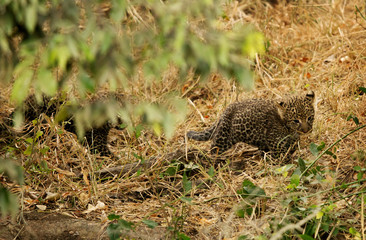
203,194 -> 271,203
305,178 -> 366,199
188,98 -> 206,123
361,192 -> 365,240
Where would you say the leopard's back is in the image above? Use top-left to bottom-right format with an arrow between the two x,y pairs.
229,99 -> 289,150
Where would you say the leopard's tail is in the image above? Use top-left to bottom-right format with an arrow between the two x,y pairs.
187,123 -> 217,141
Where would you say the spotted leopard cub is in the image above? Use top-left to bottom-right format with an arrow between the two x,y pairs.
187,91 -> 315,159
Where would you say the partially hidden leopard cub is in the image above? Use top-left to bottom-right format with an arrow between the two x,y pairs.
2,92 -> 125,157
187,91 -> 315,159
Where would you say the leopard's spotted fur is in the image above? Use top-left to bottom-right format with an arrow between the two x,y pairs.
187,91 -> 315,159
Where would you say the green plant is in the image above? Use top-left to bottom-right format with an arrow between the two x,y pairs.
0,0 -> 264,138
0,158 -> 23,219
267,118 -> 366,239
107,214 -> 135,240
236,180 -> 266,218
1,1 -> 264,230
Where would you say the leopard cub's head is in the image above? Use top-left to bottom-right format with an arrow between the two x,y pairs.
277,91 -> 315,133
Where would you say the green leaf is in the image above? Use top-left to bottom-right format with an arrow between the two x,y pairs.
238,180 -> 266,198
274,164 -> 294,177
37,68 -> 57,96
242,31 -> 265,59
309,143 -> 319,156
11,69 -> 33,105
110,0 -> 127,22
0,159 -> 24,184
238,235 -> 249,240
116,219 -> 134,230
349,227 -> 361,237
290,174 -> 300,187
25,3 -> 37,33
163,112 -> 175,139
233,65 -> 254,90
132,153 -> 144,162
359,87 -> 366,93
177,232 -> 191,240
236,209 -> 245,218
12,109 -> 24,129
325,150 -> 337,159
0,187 -> 19,218
298,158 -> 306,173
298,234 -> 315,240
255,235 -> 268,240
66,36 -> 79,58
317,142 -> 326,151
182,172 -> 192,193
183,162 -> 199,171
134,125 -> 143,138
208,166 -> 215,178
163,165 -> 178,177
49,45 -> 71,71
180,196 -> 192,203
40,146 -> 50,155
347,114 -> 360,125
108,214 -> 120,220
107,219 -> 134,240
142,219 -> 158,229
35,130 -> 43,140
23,146 -> 33,156
316,211 -> 324,219
354,166 -> 362,171
80,72 -> 95,93
357,171 -> 363,181
106,224 -> 121,240
152,122 -> 162,136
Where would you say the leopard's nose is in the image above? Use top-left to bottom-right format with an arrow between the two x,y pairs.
299,121 -> 311,133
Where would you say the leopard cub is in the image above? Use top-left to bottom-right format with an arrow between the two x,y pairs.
187,91 -> 315,159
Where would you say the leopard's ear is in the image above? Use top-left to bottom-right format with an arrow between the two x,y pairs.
306,91 -> 315,99
276,101 -> 286,120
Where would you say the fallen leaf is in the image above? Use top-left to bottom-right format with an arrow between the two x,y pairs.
79,192 -> 90,206
324,54 -> 336,64
45,192 -> 61,201
82,201 -> 106,214
36,205 -> 47,211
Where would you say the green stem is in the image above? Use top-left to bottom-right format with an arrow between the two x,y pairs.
355,5 -> 366,21
300,124 -> 366,180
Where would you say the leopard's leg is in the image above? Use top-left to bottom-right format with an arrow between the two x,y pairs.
209,119 -> 233,155
84,126 -> 112,157
269,133 -> 299,161
210,135 -> 233,155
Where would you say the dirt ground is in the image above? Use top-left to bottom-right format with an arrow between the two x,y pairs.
1,0 -> 366,239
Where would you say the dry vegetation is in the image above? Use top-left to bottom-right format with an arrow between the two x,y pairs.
1,0 -> 366,239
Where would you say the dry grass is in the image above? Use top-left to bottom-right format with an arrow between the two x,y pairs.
1,0 -> 366,239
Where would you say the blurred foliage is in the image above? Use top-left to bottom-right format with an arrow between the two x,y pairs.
0,158 -> 23,219
0,0 -> 264,137
0,0 -> 264,221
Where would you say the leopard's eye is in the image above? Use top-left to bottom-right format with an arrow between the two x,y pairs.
307,116 -> 313,122
293,119 -> 300,124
